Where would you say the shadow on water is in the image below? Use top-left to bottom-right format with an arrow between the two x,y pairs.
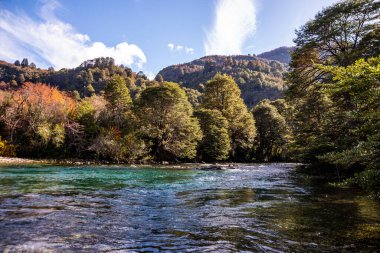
0,164 -> 379,252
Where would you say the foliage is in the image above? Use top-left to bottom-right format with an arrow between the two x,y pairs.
104,75 -> 132,109
201,73 -> 256,160
286,0 -> 380,162
317,56 -> 380,171
252,99 -> 290,161
194,109 -> 231,161
0,136 -> 16,157
0,57 -> 153,100
0,83 -> 76,156
343,170 -> 380,200
285,0 -> 380,195
135,82 -> 202,160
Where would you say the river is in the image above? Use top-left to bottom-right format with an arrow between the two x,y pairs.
0,164 -> 379,252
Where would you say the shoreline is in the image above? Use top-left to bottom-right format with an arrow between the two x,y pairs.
0,156 -> 47,165
0,156 -> 301,168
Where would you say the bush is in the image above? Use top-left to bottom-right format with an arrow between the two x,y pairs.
0,137 -> 16,157
344,169 -> 380,200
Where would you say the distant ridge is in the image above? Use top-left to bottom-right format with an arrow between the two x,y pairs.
257,46 -> 295,64
157,48 -> 291,107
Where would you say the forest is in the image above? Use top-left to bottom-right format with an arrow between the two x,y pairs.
0,0 -> 379,197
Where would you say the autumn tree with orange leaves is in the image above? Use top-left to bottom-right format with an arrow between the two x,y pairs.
0,82 -> 77,156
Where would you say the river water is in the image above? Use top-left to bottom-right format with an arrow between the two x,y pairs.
0,164 -> 379,252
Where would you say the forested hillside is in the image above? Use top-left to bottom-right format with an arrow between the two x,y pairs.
1,47 -> 293,109
0,57 -> 153,100
157,54 -> 288,107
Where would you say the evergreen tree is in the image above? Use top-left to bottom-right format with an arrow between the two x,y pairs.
21,58 -> 28,67
104,75 -> 132,111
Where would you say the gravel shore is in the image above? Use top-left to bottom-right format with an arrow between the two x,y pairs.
0,156 -> 44,165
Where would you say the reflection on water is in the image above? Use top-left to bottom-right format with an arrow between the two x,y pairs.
0,164 -> 379,252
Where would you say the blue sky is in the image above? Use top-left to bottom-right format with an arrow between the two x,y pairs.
0,0 -> 338,77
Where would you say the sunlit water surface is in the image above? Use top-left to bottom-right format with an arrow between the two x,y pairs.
0,164 -> 379,252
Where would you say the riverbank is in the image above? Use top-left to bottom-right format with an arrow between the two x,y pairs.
0,157 -> 102,166
0,156 -> 46,165
0,156 -> 301,169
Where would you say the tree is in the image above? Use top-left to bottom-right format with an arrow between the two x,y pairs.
0,83 -> 76,156
135,82 -> 202,160
293,0 -> 379,68
286,0 -> 380,163
102,75 -> 133,129
86,84 -> 95,96
104,75 -> 132,110
17,74 -> 25,84
14,60 -> 20,66
288,0 -> 380,99
155,74 -> 164,82
202,73 -> 256,160
21,58 -> 28,67
318,56 -> 380,172
194,109 -> 231,161
252,100 -> 290,161
29,62 -> 36,68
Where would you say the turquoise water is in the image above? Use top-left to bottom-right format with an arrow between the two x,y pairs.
0,164 -> 379,252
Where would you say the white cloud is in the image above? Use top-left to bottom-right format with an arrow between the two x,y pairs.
204,0 -> 256,55
0,0 -> 147,69
167,42 -> 194,55
167,43 -> 175,50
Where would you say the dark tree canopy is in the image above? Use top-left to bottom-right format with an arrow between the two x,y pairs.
252,99 -> 290,162
194,109 -> 231,161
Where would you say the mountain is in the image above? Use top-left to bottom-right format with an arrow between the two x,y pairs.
157,53 -> 288,108
257,46 -> 295,64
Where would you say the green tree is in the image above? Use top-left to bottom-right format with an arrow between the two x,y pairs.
286,0 -> 380,163
318,56 -> 380,173
202,73 -> 256,160
135,82 -> 202,160
194,109 -> 231,161
293,0 -> 379,68
104,75 -> 132,110
86,84 -> 95,96
103,75 -> 133,129
252,100 -> 290,161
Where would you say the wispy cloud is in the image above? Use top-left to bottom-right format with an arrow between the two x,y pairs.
167,43 -> 195,55
0,0 -> 147,69
204,0 -> 256,55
